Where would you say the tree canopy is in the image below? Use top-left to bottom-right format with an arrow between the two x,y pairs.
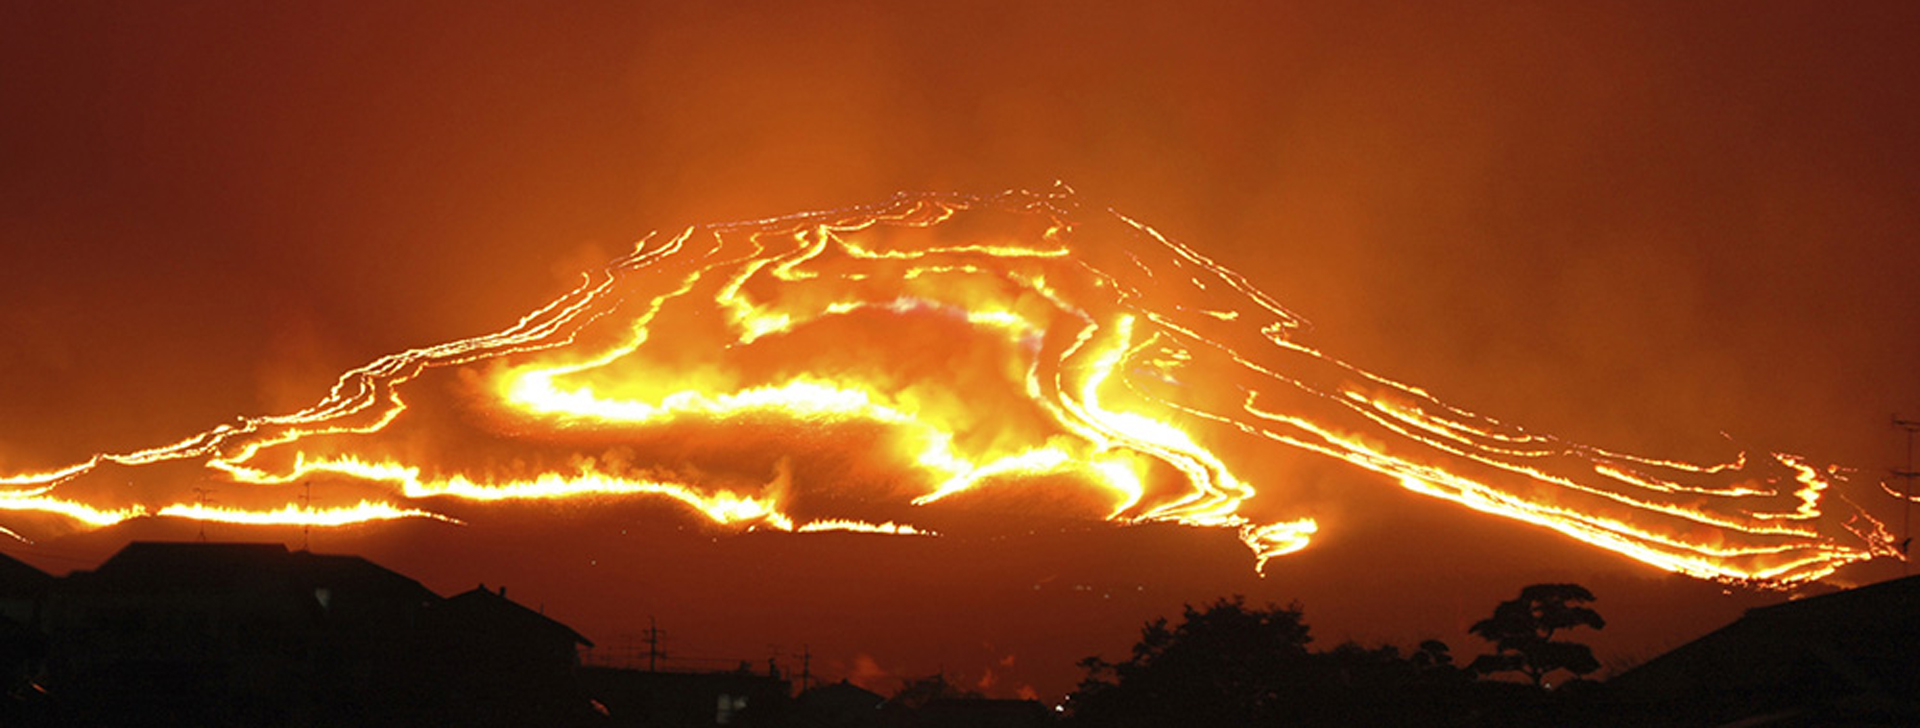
1468,582 -> 1606,687
1066,595 -> 1472,727
1067,595 -> 1311,726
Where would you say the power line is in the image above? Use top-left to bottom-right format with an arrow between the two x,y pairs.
577,620 -> 791,677
796,644 -> 813,693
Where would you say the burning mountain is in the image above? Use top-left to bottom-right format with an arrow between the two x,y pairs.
0,187 -> 1897,585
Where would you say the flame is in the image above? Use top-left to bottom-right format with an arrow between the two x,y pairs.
798,520 -> 936,536
0,187 -> 1896,585
0,491 -> 145,528
155,501 -> 456,527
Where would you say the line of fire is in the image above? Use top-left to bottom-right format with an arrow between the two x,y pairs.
0,188 -> 1900,587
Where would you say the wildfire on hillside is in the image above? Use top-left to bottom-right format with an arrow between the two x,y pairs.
0,187 -> 1897,585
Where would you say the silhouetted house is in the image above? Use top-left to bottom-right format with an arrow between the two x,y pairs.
1607,574 -> 1920,725
0,553 -> 53,721
0,552 -> 51,626
39,541 -> 439,726
794,680 -> 885,727
897,698 -> 1054,728
581,665 -> 791,727
417,584 -> 599,726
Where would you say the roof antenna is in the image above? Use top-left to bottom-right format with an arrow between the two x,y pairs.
297,481 -> 318,551
191,487 -> 217,542
1894,415 -> 1920,574
644,616 -> 666,672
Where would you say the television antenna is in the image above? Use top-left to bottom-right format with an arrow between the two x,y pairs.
297,481 -> 318,551
1894,415 -> 1920,574
191,487 -> 216,542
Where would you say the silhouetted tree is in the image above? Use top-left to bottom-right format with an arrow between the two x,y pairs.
1067,595 -> 1314,726
1405,639 -> 1475,696
1067,596 -> 1488,726
1468,583 -> 1605,687
888,673 -> 980,710
1410,639 -> 1454,671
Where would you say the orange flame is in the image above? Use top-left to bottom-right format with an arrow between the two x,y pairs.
0,188 -> 1895,586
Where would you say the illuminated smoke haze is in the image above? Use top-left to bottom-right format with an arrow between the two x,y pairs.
4,1 -> 1918,698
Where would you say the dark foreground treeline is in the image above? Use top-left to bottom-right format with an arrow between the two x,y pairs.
1057,579 -> 1920,727
1061,593 -> 1602,727
5,542 -> 1920,727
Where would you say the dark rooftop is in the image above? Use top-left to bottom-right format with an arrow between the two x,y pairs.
72,541 -> 435,603
440,584 -> 594,648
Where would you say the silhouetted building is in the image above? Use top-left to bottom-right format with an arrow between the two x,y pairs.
0,552 -> 53,722
419,584 -> 599,726
0,552 -> 51,626
1608,573 -> 1920,725
40,542 -> 437,726
900,698 -> 1054,728
581,664 -> 791,727
794,680 -> 885,727
27,541 -> 602,727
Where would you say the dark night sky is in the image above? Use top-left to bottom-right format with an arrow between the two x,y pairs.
3,1 -> 1919,698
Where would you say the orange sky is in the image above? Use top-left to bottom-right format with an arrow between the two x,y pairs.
3,1 -> 1919,699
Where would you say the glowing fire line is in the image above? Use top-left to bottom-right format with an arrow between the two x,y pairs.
0,188 -> 1895,586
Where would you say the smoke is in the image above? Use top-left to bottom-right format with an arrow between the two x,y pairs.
846,653 -> 892,694
0,3 -> 1912,704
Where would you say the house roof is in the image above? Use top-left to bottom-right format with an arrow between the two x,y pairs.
0,551 -> 53,597
437,585 -> 593,647
290,551 -> 439,603
800,679 -> 885,708
73,541 -> 435,603
85,541 -> 292,589
1740,571 -> 1920,628
1609,573 -> 1920,706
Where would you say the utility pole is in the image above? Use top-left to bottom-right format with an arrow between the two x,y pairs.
1895,415 -> 1920,574
643,616 -> 666,672
191,488 -> 216,542
297,481 -> 317,551
797,644 -> 812,693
